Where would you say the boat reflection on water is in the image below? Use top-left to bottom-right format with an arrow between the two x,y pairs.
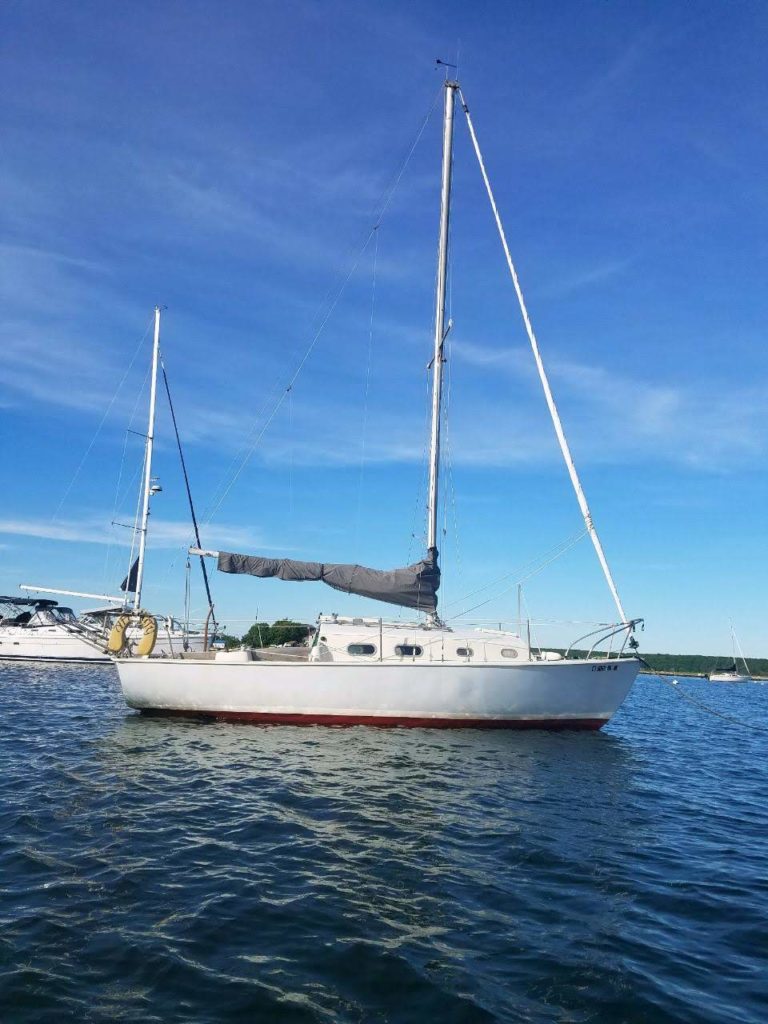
92,711 -> 648,981
98,711 -> 643,870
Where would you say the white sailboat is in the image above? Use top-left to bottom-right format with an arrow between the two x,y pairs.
115,80 -> 642,728
708,624 -> 751,683
18,308 -> 211,661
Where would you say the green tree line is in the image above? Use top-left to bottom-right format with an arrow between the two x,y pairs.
219,619 -> 312,650
640,652 -> 768,677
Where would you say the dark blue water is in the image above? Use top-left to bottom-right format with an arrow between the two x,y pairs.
1,666 -> 766,1023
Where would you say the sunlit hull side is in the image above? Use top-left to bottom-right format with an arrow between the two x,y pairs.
0,626 -> 112,664
116,657 -> 640,730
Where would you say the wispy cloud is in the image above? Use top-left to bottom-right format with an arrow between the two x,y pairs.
0,516 -> 262,551
0,241 -> 106,274
537,257 -> 635,298
197,340 -> 765,473
0,240 -> 150,415
553,357 -> 766,468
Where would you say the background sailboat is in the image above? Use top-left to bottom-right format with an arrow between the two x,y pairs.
708,623 -> 751,682
18,308 -> 213,660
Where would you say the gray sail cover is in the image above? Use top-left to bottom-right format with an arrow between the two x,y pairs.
217,550 -> 440,612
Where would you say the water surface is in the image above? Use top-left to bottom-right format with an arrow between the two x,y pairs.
1,665 -> 766,1022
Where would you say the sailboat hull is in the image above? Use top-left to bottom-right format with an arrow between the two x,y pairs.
116,656 -> 640,729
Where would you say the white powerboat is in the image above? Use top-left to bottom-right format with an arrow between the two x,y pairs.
0,597 -> 111,664
116,80 -> 642,728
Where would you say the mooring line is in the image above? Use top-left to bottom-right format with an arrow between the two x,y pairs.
658,677 -> 768,733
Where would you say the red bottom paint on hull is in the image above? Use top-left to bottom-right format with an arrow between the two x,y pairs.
140,709 -> 607,730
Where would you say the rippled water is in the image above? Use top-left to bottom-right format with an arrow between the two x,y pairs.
1,665 -> 766,1023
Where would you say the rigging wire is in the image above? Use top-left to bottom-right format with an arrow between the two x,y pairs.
435,115 -> 463,606
410,365 -> 434,560
731,621 -> 752,676
103,355 -> 154,593
442,527 -> 587,611
183,557 -> 192,643
199,84 -> 444,532
520,587 -> 539,652
199,235 -> 376,528
399,367 -> 433,623
447,528 -> 588,620
354,225 -> 379,556
102,424 -> 133,594
288,386 -> 294,526
160,357 -> 217,632
440,326 -> 465,605
52,314 -> 154,523
458,88 -> 628,624
125,442 -> 148,602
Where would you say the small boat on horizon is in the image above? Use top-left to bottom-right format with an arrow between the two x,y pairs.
708,664 -> 751,684
708,625 -> 752,683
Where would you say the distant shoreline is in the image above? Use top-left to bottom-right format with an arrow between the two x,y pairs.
639,669 -> 767,680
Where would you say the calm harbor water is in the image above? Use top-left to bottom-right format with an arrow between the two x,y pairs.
0,665 -> 766,1023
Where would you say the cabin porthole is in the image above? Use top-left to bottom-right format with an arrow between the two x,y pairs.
456,647 -> 474,657
501,648 -> 519,659
394,645 -> 423,657
347,643 -> 376,656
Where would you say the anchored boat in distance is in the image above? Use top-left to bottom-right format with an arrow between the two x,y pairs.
708,623 -> 752,683
116,80 -> 643,728
0,596 -> 110,664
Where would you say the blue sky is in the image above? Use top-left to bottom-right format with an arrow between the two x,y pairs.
1,0 -> 766,655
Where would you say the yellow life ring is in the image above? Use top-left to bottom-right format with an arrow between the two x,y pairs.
134,613 -> 157,657
107,614 -> 131,654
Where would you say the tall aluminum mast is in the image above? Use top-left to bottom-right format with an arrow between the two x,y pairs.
133,306 -> 161,612
426,80 -> 458,570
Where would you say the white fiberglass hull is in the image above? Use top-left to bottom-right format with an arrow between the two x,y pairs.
708,672 -> 750,683
116,656 -> 640,730
0,626 -> 111,664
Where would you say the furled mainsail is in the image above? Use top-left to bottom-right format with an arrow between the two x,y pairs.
216,550 -> 440,613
